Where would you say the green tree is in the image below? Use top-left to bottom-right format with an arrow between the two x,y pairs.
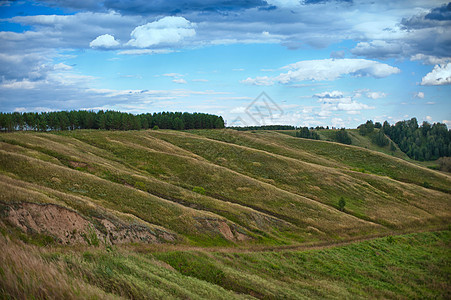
338,197 -> 346,212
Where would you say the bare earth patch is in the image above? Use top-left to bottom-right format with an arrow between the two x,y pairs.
1,202 -> 176,245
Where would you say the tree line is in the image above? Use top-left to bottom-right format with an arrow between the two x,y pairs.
0,110 -> 225,132
358,118 -> 450,161
381,118 -> 450,161
229,125 -> 296,131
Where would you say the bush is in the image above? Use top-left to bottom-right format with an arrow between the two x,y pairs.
338,197 -> 346,211
192,186 -> 206,195
152,125 -> 159,130
134,181 -> 146,190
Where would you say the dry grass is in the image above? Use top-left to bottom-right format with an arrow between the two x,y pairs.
0,234 -> 118,299
1,129 -> 450,247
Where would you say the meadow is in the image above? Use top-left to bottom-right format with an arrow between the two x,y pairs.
0,128 -> 450,298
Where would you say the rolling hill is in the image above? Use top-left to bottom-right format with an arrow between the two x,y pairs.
1,129 -> 450,298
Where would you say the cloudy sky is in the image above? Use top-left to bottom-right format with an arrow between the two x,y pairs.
0,0 -> 450,127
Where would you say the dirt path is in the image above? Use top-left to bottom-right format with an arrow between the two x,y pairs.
128,226 -> 448,254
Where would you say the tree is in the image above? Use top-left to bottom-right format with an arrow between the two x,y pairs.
338,197 -> 346,212
295,127 -> 320,140
372,130 -> 389,147
335,128 -> 352,145
390,142 -> 396,152
358,120 -> 375,136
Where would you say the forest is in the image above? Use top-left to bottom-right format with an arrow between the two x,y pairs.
0,110 -> 225,132
359,118 -> 450,161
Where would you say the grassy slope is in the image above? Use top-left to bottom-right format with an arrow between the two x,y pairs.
1,229 -> 449,299
0,129 -> 450,244
1,128 -> 450,298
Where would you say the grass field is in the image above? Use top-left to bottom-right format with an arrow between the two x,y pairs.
1,128 -> 450,298
1,229 -> 449,299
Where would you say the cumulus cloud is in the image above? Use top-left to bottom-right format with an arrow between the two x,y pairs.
315,90 -> 375,117
414,91 -> 425,99
420,63 -> 451,86
126,17 -> 196,48
366,91 -> 386,99
172,78 -> 187,84
89,34 -> 120,48
314,91 -> 343,98
242,59 -> 400,85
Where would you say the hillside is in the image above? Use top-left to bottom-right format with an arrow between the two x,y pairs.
1,129 -> 450,298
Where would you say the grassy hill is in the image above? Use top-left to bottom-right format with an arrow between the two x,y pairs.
1,129 -> 450,298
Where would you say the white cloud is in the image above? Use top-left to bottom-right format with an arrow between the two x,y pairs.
53,63 -> 73,71
89,34 -> 119,48
172,78 -> 187,84
163,73 -> 184,78
421,63 -> 451,86
243,59 -> 400,85
1,79 -> 38,89
426,116 -> 432,122
192,79 -> 208,82
443,120 -> 451,128
414,91 -> 425,99
240,76 -> 274,86
366,91 -> 386,99
126,16 -> 195,48
230,106 -> 246,113
315,91 -> 375,117
117,49 -> 173,55
426,101 -> 435,105
331,118 -> 345,128
314,91 -> 343,98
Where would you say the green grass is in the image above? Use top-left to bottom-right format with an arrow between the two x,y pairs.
0,129 -> 450,246
2,228 -> 449,299
0,129 -> 450,298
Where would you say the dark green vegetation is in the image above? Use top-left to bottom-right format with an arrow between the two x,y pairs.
0,110 -> 225,132
295,127 -> 320,140
381,118 -> 451,161
0,128 -> 450,298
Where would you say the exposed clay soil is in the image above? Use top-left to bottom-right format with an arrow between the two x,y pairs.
194,217 -> 249,241
1,202 -> 176,245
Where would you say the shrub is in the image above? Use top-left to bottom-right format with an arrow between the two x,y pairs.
192,186 -> 206,195
338,197 -> 346,212
134,181 -> 146,190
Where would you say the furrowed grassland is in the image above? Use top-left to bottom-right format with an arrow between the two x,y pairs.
0,128 -> 450,299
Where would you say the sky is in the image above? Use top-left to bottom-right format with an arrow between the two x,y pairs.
0,0 -> 450,128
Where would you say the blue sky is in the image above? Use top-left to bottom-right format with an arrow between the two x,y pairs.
0,0 -> 450,128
